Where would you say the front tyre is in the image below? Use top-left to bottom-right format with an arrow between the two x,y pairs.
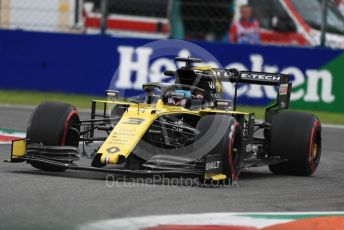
27,102 -> 80,171
269,111 -> 322,176
195,115 -> 242,184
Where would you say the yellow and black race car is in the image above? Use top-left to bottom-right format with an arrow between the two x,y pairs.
7,57 -> 322,185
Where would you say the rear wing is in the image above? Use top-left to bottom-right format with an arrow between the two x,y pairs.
212,69 -> 292,109
212,69 -> 287,85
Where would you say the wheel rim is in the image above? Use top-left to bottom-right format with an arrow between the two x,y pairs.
311,130 -> 321,167
313,143 -> 318,160
65,114 -> 80,146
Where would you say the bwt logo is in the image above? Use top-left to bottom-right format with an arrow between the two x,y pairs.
115,46 -> 335,103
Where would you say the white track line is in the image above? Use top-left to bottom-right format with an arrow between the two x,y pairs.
322,123 -> 344,129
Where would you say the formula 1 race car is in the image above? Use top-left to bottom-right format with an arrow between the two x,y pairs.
7,57 -> 322,185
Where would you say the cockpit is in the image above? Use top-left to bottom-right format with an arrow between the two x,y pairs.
143,83 -> 212,110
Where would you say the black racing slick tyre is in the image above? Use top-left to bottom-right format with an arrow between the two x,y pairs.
196,115 -> 242,184
26,102 -> 80,171
269,111 -> 322,176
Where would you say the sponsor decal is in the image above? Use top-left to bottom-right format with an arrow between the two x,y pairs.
0,31 -> 342,112
113,47 -> 335,104
205,161 -> 221,171
214,100 -> 231,110
123,118 -> 145,125
106,146 -> 120,154
205,154 -> 223,173
241,73 -> 281,82
278,84 -> 289,95
217,101 -> 230,106
208,81 -> 216,90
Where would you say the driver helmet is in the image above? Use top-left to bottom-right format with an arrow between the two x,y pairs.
165,90 -> 192,107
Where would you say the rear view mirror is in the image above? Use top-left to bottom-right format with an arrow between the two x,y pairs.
105,90 -> 119,98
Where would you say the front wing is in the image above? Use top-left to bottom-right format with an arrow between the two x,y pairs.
6,139 -> 221,180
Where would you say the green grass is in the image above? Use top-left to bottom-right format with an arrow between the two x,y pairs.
0,90 -> 343,124
0,90 -> 106,109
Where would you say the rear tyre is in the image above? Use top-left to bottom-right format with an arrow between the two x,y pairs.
196,115 -> 242,185
27,102 -> 80,171
269,111 -> 321,176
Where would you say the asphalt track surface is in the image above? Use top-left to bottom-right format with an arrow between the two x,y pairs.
0,106 -> 343,229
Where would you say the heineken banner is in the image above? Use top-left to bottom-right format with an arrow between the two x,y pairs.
0,30 -> 343,112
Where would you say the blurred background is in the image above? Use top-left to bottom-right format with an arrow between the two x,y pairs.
0,0 -> 344,123
1,0 -> 344,46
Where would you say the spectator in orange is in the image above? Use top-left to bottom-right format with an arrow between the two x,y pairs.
229,5 -> 260,44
